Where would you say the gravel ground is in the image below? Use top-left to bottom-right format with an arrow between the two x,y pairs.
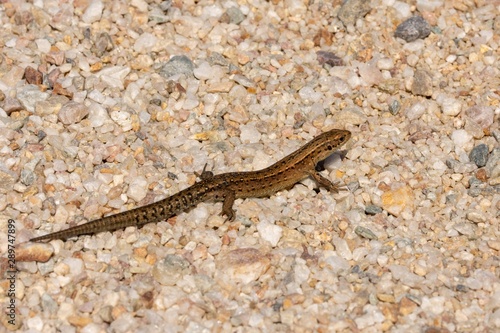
1,0 -> 499,332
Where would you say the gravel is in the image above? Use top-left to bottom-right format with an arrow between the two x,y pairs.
0,0 -> 499,332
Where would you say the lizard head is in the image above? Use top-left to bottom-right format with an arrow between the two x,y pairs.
311,129 -> 351,164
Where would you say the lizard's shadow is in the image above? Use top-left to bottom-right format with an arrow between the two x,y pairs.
315,149 -> 349,172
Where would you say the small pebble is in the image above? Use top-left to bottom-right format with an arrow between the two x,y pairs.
355,226 -> 378,240
416,0 -> 443,12
220,7 -> 245,25
16,85 -> 50,113
94,32 -> 114,56
388,99 -> 401,115
389,264 -> 424,287
82,0 -> 104,24
240,124 -> 261,143
316,51 -> 344,67
405,102 -> 426,120
133,32 -> 158,53
338,0 -> 371,26
466,210 -> 487,224
465,106 -> 494,130
437,95 -> 462,116
469,144 -> 489,167
451,129 -> 473,151
485,148 -> 500,175
20,169 -> 35,186
257,220 -> 282,247
46,49 -> 65,66
2,97 -> 23,114
152,255 -> 191,286
126,176 -> 148,202
16,243 -> 54,262
365,205 -> 383,215
24,66 -> 43,85
216,248 -> 271,284
411,69 -> 433,97
394,16 -> 432,42
159,55 -> 194,78
96,66 -> 131,90
58,101 -> 89,125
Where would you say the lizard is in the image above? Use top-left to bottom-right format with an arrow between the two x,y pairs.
30,129 -> 351,242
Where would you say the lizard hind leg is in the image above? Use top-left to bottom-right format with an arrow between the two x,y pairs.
195,163 -> 215,180
221,191 -> 236,221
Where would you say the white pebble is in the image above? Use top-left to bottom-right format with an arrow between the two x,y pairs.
53,159 -> 67,172
416,0 -> 443,12
201,4 -> 224,18
451,129 -> 473,150
131,0 -> 148,12
285,0 -> 307,17
257,220 -> 282,247
82,0 -> 104,24
432,160 -> 447,171
446,55 -> 457,63
324,255 -> 350,274
127,176 -> 148,202
63,258 -> 84,275
248,313 -> 264,328
354,304 -> 385,329
57,302 -> 75,321
421,296 -> 446,315
439,96 -> 462,116
133,33 -> 158,53
88,101 -> 110,128
83,176 -> 101,192
358,63 -> 384,86
96,66 -> 131,90
240,125 -> 261,144
252,150 -> 272,170
406,54 -> 419,67
88,90 -> 106,103
58,102 -> 89,125
193,62 -> 216,80
139,110 -> 150,123
392,1 -> 411,17
110,110 -> 133,131
191,205 -> 209,223
26,316 -> 44,331
299,86 -> 322,103
377,58 -> 394,70
333,237 -> 352,260
405,102 -> 426,120
183,96 -> 199,110
293,260 -> 310,285
377,254 -> 389,267
389,264 -> 424,287
35,38 -> 51,53
352,247 -> 368,261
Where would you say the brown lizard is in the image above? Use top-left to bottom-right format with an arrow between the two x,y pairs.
31,129 -> 351,241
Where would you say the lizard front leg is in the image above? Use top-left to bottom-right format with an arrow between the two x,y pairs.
307,170 -> 343,193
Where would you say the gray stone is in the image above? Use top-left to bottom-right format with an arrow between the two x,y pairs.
469,144 -> 488,167
159,55 -> 194,78
395,16 -> 431,42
